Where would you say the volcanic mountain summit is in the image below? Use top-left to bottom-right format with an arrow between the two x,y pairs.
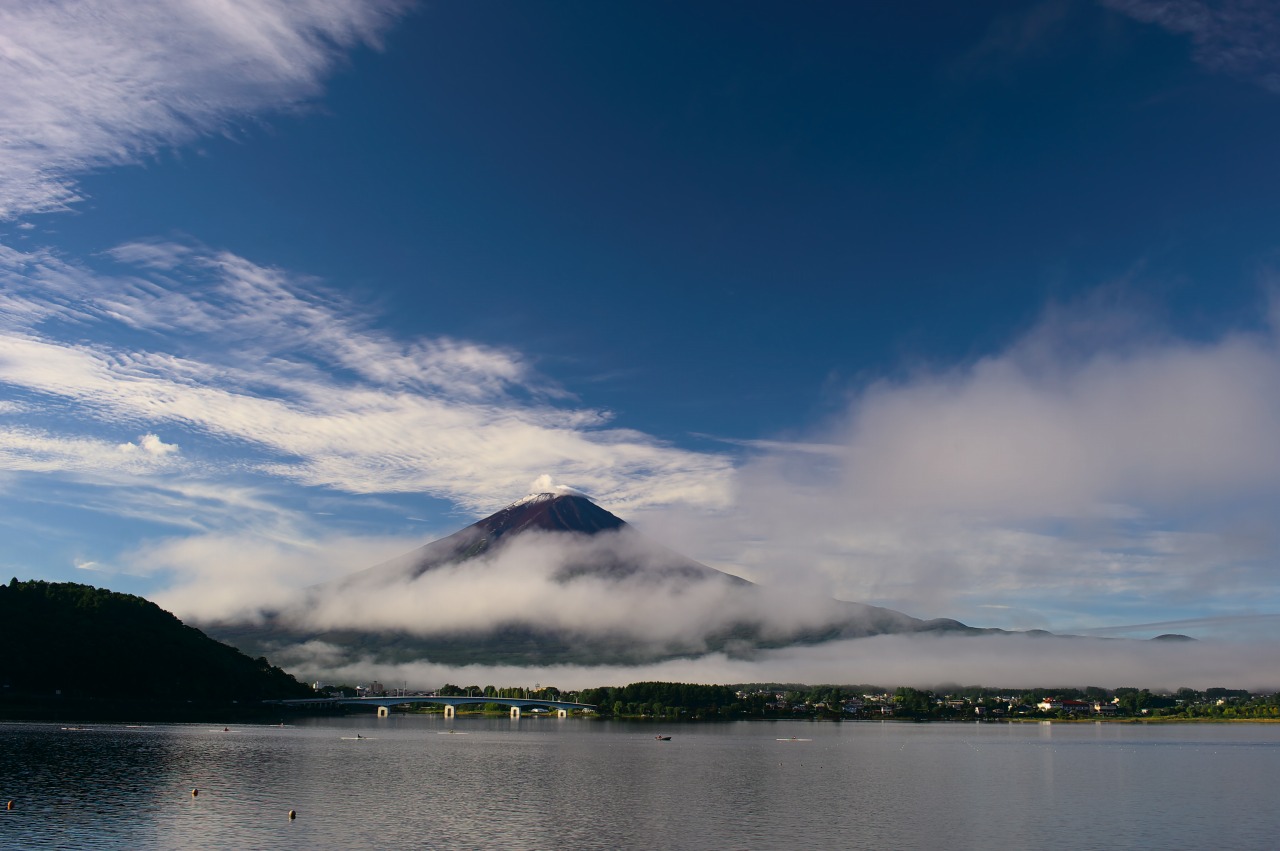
336,491 -> 746,590
478,491 -> 628,536
208,491 -> 978,669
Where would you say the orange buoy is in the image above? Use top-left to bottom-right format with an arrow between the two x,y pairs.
6,800 -> 13,810
288,810 -> 297,820
191,789 -> 198,797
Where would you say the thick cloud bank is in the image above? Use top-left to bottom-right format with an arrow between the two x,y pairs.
167,528 -> 919,655
656,298 -> 1280,637
156,521 -> 1280,694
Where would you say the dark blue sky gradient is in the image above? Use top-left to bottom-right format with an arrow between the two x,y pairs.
59,0 -> 1280,441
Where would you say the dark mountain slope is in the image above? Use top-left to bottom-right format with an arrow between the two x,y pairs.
0,579 -> 313,703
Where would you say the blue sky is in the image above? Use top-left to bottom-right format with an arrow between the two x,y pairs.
3,0 -> 1280,665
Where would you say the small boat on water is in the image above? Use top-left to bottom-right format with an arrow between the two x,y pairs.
654,735 -> 672,741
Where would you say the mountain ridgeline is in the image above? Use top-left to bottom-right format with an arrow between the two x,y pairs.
0,579 -> 313,716
207,492 -> 984,669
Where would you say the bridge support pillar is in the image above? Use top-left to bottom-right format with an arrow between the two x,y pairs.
558,709 -> 567,718
377,706 -> 389,718
510,707 -> 521,720
444,705 -> 455,719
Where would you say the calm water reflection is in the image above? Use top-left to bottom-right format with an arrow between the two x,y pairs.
2,716 -> 1278,849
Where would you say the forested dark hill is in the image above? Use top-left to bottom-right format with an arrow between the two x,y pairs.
0,579 -> 313,709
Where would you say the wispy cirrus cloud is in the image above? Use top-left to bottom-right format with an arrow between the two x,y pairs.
952,0 -> 1075,77
0,0 -> 411,219
1104,0 -> 1280,92
0,240 -> 735,517
0,426 -> 185,476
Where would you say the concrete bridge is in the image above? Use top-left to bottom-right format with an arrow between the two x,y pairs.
266,694 -> 596,719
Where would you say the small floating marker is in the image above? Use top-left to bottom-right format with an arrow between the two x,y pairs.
7,800 -> 13,810
288,810 -> 297,820
191,788 -> 198,798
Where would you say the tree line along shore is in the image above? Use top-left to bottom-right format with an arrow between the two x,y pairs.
316,681 -> 1280,722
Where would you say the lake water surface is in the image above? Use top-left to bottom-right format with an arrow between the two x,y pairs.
2,716 -> 1277,849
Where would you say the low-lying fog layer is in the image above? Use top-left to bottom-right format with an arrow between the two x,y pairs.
279,631 -> 1280,694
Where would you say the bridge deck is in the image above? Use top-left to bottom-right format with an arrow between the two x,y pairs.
265,695 -> 595,711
